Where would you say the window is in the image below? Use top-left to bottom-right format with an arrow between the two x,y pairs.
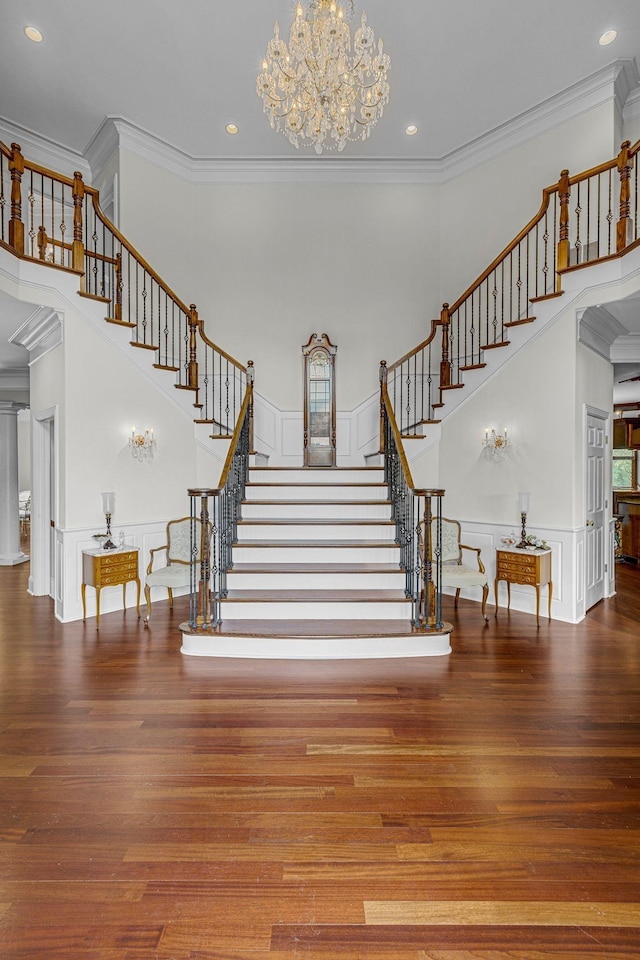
612,448 -> 637,489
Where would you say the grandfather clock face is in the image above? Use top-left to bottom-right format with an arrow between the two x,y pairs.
302,334 -> 336,467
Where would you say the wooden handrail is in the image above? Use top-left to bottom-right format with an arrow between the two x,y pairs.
383,136 -> 640,443
381,383 -> 415,490
0,137 -> 246,374
387,319 -> 441,374
216,382 -> 253,492
447,185 -> 556,317
195,317 -> 247,372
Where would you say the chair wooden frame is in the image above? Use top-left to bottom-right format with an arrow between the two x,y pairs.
144,517 -> 200,624
437,517 -> 489,621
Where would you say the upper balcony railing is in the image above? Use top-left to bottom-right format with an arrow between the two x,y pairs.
384,139 -> 640,439
0,140 -> 249,439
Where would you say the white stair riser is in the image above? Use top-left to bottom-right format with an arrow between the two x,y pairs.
236,523 -> 396,541
232,544 -> 401,564
250,469 -> 384,484
221,600 -> 413,620
182,632 -> 452,659
226,572 -> 406,590
245,485 -> 388,502
241,502 -> 392,520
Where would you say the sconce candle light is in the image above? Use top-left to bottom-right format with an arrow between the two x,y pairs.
129,426 -> 155,462
483,427 -> 510,461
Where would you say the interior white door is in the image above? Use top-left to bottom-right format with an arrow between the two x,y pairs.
585,412 -> 606,610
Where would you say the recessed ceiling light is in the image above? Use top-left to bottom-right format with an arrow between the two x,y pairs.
599,29 -> 617,45
405,124 -> 418,136
225,123 -> 239,135
24,25 -> 43,42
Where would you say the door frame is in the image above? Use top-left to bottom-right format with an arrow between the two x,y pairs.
583,403 -> 612,612
30,405 -> 58,600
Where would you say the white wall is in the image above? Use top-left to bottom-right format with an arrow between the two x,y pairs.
110,100 -> 622,421
118,148 -> 196,301
434,314 -> 577,529
190,182 -> 441,412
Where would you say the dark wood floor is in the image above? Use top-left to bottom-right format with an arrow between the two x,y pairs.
1,555 -> 639,959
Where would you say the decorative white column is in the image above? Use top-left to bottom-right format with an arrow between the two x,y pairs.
0,401 -> 28,565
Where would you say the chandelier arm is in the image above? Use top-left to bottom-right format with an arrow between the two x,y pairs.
355,92 -> 384,110
271,60 -> 298,82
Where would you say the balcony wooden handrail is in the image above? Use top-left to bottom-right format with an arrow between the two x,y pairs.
383,137 -> 640,442
0,138 -> 246,375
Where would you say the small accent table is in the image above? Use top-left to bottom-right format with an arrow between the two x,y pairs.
82,546 -> 140,628
494,546 -> 552,625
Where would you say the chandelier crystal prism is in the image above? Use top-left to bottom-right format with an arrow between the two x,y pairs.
257,0 -> 390,154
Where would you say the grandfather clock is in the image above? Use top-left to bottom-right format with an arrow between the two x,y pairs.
302,333 -> 337,467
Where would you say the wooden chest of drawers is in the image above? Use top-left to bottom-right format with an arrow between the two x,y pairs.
82,547 -> 140,628
495,547 -> 552,624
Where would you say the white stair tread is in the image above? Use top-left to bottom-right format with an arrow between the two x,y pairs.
224,589 -> 407,601
229,562 -> 402,572
184,619 -> 435,638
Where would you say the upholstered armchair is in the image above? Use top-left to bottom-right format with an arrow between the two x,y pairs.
436,517 -> 489,621
144,517 -> 208,623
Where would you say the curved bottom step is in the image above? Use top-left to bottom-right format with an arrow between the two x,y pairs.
180,619 -> 452,660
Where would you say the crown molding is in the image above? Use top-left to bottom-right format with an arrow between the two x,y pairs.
623,84 -> 640,123
3,59 -> 639,188
0,116 -> 91,182
81,61 -> 639,186
578,305 -> 629,360
84,119 -> 121,181
0,370 -> 29,390
439,60 -> 639,178
611,333 -> 640,364
9,306 -> 63,363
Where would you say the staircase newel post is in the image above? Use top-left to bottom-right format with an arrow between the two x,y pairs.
616,140 -> 633,253
379,360 -> 387,455
72,171 -> 85,283
188,488 -> 217,629
8,143 -> 25,256
439,303 -> 451,388
187,304 -> 199,390
556,168 -> 571,288
246,360 -> 255,454
114,252 -> 123,322
418,489 -> 444,630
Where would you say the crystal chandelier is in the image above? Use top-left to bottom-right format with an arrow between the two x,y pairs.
257,0 -> 390,154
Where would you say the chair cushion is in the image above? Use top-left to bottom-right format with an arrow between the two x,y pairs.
145,564 -> 191,589
440,564 -> 488,587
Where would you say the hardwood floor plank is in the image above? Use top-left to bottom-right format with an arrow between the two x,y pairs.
364,899 -> 640,925
0,557 -> 639,956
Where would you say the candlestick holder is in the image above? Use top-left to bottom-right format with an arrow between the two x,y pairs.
517,511 -> 529,548
516,492 -> 530,548
101,491 -> 117,550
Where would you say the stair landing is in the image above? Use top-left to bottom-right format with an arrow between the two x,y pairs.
180,467 -> 451,659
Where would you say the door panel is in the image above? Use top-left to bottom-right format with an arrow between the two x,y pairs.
585,413 -> 606,610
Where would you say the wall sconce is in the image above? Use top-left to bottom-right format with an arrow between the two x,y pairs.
483,427 -> 509,462
129,427 -> 155,462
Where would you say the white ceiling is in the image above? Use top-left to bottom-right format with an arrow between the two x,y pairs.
1,0 -> 640,396
1,0 -> 640,162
